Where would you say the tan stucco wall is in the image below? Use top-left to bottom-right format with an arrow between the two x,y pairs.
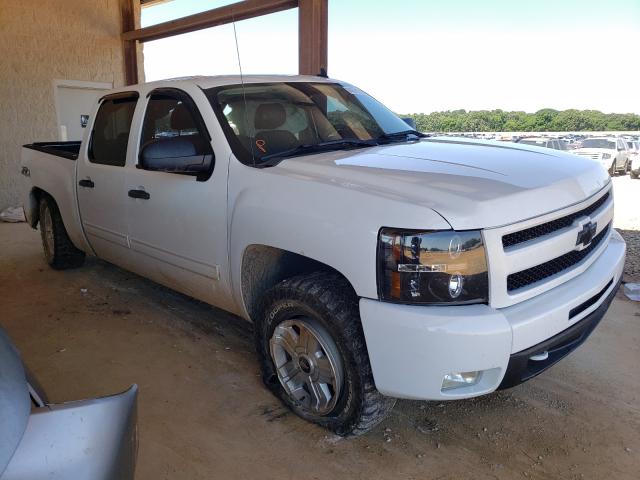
0,0 -> 140,211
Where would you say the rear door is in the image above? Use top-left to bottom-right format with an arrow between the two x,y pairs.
77,92 -> 138,266
124,87 -> 229,306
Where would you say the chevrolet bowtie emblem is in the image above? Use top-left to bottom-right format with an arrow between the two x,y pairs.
575,221 -> 597,250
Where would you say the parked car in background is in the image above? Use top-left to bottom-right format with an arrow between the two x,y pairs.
0,326 -> 137,479
561,138 -> 580,150
571,137 -> 630,175
627,140 -> 640,179
20,75 -> 625,436
515,136 -> 567,151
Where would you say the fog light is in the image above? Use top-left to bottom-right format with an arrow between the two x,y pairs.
442,371 -> 481,391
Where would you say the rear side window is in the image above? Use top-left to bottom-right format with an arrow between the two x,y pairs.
89,95 -> 138,166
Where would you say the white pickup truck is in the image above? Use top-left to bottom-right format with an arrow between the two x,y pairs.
572,137 -> 631,175
21,75 -> 626,436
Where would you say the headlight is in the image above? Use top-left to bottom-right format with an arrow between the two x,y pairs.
602,153 -> 611,159
377,229 -> 489,305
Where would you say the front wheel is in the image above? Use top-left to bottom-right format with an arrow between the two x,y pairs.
255,272 -> 395,436
608,161 -> 616,176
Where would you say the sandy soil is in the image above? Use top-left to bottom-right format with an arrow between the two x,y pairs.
611,175 -> 640,282
1,216 -> 639,479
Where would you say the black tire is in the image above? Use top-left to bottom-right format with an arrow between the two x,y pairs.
632,170 -> 639,179
608,161 -> 616,176
255,272 -> 395,436
39,196 -> 85,270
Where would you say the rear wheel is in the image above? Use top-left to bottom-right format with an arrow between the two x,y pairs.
256,272 -> 395,436
632,170 -> 639,179
39,196 -> 85,270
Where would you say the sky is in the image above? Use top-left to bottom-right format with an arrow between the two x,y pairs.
142,0 -> 640,114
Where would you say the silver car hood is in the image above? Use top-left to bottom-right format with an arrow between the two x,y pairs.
275,137 -> 611,229
0,328 -> 30,477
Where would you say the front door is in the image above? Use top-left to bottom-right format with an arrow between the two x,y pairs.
77,93 -> 138,267
125,88 -> 229,306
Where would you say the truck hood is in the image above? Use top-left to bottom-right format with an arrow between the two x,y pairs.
273,137 -> 610,229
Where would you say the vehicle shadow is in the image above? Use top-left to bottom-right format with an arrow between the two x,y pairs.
83,256 -> 255,347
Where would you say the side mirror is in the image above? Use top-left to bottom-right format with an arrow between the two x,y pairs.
401,117 -> 417,130
140,136 -> 213,181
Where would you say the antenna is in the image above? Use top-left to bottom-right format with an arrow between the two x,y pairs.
232,15 -> 256,166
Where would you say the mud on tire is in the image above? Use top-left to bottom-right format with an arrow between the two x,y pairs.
39,195 -> 85,270
255,271 -> 395,436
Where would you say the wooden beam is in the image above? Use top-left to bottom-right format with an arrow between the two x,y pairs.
121,0 -> 138,85
140,0 -> 172,7
298,0 -> 327,76
123,0 -> 299,43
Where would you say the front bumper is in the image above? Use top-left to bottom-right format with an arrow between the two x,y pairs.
359,230 -> 626,400
498,276 -> 619,389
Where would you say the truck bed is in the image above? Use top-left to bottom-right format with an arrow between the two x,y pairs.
23,141 -> 81,161
21,142 -> 87,252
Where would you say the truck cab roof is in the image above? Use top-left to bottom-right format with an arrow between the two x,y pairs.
122,74 -> 337,92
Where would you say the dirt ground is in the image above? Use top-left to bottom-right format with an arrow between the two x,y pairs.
1,202 -> 639,479
611,175 -> 640,282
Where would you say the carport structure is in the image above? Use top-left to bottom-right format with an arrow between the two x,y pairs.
0,0 -> 327,212
122,0 -> 328,85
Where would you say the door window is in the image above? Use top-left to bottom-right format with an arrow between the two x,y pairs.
89,95 -> 138,166
140,91 -> 209,151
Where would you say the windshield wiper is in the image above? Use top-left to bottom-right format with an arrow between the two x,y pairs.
375,130 -> 428,144
258,139 -> 377,166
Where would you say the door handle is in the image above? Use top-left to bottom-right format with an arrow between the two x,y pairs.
78,179 -> 94,188
128,189 -> 150,200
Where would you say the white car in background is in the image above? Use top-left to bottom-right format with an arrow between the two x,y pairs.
572,137 -> 630,175
625,140 -> 640,179
516,137 -> 567,151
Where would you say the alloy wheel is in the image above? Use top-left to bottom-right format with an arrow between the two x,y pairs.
269,318 -> 343,416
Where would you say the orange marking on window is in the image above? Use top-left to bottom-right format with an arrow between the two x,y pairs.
256,139 -> 266,153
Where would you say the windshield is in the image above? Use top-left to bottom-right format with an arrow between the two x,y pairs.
582,139 -> 616,149
205,82 -> 415,166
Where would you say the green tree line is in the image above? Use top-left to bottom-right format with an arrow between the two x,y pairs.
404,109 -> 640,132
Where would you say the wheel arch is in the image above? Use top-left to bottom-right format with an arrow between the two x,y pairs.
240,244 -> 358,322
25,187 -> 59,229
